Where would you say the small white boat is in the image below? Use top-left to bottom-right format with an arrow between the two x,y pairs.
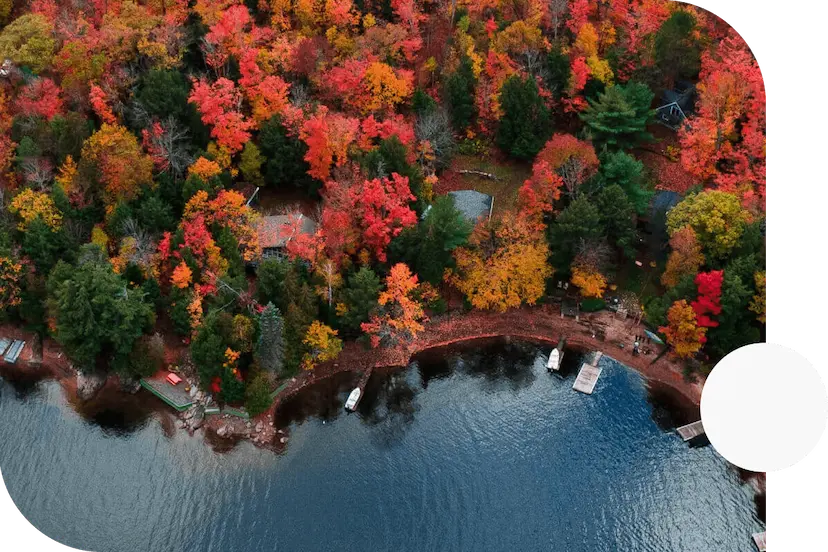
546,349 -> 561,371
345,387 -> 361,411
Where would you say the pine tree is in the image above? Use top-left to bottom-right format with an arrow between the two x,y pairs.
444,56 -> 477,132
580,83 -> 654,150
496,76 -> 551,160
256,302 -> 285,375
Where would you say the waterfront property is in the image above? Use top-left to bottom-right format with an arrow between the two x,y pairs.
139,374 -> 194,412
573,363 -> 602,394
257,213 -> 317,261
676,420 -> 706,442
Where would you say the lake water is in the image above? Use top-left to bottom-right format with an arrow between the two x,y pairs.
0,339 -> 764,551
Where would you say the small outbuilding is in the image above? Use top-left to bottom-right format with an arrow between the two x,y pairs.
257,213 -> 317,261
655,81 -> 696,130
445,190 -> 494,223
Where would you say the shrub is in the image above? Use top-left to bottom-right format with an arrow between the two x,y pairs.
580,298 -> 606,312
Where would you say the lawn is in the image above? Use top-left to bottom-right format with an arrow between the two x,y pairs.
435,153 -> 532,216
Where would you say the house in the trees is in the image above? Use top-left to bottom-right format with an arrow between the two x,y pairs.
655,81 -> 696,130
441,190 -> 494,223
256,213 -> 316,262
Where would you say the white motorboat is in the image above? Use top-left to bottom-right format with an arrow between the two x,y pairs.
546,349 -> 561,371
345,387 -> 361,411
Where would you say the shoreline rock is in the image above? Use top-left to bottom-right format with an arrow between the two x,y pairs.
76,372 -> 107,401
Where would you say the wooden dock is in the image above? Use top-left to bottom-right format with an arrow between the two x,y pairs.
345,366 -> 373,412
140,376 -> 194,412
676,420 -> 705,441
752,531 -> 766,551
592,351 -> 603,365
547,337 -> 566,371
573,363 -> 602,394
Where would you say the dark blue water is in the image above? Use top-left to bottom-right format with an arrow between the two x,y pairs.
0,339 -> 763,551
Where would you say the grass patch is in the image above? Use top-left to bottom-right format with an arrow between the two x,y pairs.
444,154 -> 532,215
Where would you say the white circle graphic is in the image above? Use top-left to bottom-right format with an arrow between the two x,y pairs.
701,343 -> 828,472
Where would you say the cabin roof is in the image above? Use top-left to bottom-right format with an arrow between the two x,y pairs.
258,214 -> 317,249
447,190 -> 493,222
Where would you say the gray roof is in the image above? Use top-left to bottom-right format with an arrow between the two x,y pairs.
447,190 -> 493,222
258,214 -> 317,249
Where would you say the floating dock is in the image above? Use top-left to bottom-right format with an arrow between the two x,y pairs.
676,420 -> 705,442
140,376 -> 195,412
752,531 -> 766,551
573,363 -> 602,394
592,351 -> 603,364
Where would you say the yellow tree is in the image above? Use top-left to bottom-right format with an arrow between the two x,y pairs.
9,189 -> 62,231
659,300 -> 706,358
451,213 -> 552,312
666,191 -> 751,260
571,266 -> 606,298
302,321 -> 343,370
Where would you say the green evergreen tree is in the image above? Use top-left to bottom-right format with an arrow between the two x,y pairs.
580,83 -> 655,150
593,151 -> 652,215
595,184 -> 637,258
245,371 -> 274,416
444,55 -> 477,132
389,195 -> 472,284
256,257 -> 290,307
549,197 -> 602,270
46,245 -> 155,372
655,11 -> 701,83
339,267 -> 382,333
545,48 -> 571,99
258,116 -> 316,194
256,302 -> 285,375
496,75 -> 551,160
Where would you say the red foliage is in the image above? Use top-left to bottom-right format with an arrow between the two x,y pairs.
355,173 -> 418,262
189,78 -> 253,153
567,0 -> 594,34
691,270 -> 723,328
15,78 -> 65,121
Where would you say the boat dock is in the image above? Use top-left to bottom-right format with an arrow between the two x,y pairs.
573,363 -> 602,394
140,375 -> 195,412
752,531 -> 766,551
345,366 -> 373,412
676,420 -> 705,441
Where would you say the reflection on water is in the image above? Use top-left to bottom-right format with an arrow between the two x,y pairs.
0,338 -> 764,552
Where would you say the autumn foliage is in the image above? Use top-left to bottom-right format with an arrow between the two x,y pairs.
659,300 -> 707,358
362,263 -> 426,348
451,213 -> 552,312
